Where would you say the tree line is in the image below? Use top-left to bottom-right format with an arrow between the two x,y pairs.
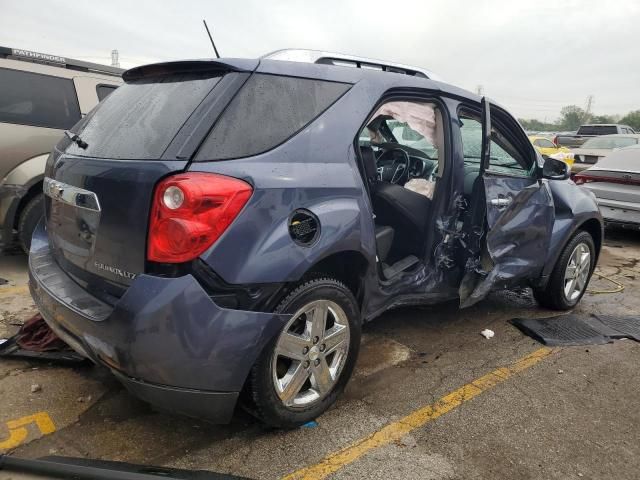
519,106 -> 640,132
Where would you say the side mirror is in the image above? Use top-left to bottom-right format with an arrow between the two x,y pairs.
542,156 -> 570,180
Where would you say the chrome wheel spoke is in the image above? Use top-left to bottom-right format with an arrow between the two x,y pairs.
310,358 -> 333,395
323,325 -> 348,355
277,362 -> 310,405
276,332 -> 309,361
565,278 -> 576,298
579,253 -> 590,271
308,302 -> 328,341
565,265 -> 577,280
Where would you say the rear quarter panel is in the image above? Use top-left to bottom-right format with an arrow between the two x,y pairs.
188,80 -> 379,284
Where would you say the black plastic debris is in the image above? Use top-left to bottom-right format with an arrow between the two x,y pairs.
0,314 -> 86,364
593,314 -> 640,341
511,314 -> 640,346
0,277 -> 8,285
511,315 -> 611,346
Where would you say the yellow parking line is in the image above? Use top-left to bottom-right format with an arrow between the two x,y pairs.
0,412 -> 56,451
0,285 -> 29,296
283,347 -> 552,480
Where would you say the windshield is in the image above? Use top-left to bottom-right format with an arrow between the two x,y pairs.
581,136 -> 638,149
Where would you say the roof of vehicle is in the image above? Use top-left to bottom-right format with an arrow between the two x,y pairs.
123,53 -> 479,105
262,49 -> 442,81
528,135 -> 554,141
0,46 -> 124,77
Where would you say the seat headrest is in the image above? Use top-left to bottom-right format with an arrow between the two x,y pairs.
360,146 -> 377,183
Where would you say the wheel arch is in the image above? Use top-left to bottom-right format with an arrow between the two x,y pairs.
294,250 -> 370,314
579,217 -> 603,262
13,177 -> 44,229
536,215 -> 603,290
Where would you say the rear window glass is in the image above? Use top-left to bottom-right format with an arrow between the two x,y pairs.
0,68 -> 80,130
578,125 -> 617,135
66,73 -> 221,159
195,74 -> 350,161
96,84 -> 117,101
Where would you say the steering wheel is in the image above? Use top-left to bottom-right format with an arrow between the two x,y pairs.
377,148 -> 410,185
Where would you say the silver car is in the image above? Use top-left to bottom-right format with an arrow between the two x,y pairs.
571,134 -> 640,175
575,144 -> 640,228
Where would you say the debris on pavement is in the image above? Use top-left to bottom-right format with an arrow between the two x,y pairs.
511,314 -> 640,346
31,383 -> 42,393
0,313 -> 87,364
480,329 -> 495,339
399,435 -> 418,448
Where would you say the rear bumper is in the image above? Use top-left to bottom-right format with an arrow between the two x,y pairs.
594,197 -> 640,228
29,222 -> 290,423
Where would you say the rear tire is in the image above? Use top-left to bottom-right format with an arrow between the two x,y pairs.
246,277 -> 361,429
533,231 -> 595,310
18,193 -> 44,254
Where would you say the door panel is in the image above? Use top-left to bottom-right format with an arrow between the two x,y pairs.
459,100 -> 555,307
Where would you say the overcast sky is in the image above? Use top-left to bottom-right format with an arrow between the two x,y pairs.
2,0 -> 638,120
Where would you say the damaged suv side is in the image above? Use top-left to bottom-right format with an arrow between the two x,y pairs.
29,51 -> 603,428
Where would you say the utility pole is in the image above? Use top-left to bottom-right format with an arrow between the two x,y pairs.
475,85 -> 484,96
584,94 -> 594,123
111,49 -> 120,68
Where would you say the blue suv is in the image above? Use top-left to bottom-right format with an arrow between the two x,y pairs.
29,49 -> 603,428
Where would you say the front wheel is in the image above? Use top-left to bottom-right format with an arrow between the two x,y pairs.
534,231 -> 596,310
247,277 -> 361,428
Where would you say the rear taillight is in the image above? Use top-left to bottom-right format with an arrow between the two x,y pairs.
552,135 -> 558,146
574,173 -> 640,186
148,173 -> 252,263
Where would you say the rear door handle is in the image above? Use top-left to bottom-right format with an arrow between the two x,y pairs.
490,198 -> 511,207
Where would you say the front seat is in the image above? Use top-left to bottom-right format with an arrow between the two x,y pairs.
360,146 -> 432,259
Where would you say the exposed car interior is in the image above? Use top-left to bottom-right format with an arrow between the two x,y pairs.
358,101 -> 444,279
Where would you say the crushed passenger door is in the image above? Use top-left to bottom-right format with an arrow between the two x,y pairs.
459,98 -> 555,307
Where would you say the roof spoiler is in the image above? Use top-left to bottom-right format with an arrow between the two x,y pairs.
123,59 -> 258,82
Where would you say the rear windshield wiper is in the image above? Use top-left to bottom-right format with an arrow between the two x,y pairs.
64,130 -> 88,149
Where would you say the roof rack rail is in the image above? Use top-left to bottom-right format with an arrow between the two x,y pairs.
0,46 -> 124,77
262,48 -> 440,81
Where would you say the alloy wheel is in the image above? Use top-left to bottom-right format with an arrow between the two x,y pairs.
563,242 -> 591,302
272,299 -> 350,409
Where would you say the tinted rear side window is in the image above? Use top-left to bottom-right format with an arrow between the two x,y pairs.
96,84 -> 117,101
195,74 -> 350,161
66,73 -> 221,159
0,68 -> 80,129
579,125 -> 617,135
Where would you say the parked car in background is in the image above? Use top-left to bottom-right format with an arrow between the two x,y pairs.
529,135 -> 574,165
571,134 -> 640,174
0,47 -> 122,252
554,124 -> 636,148
575,145 -> 640,229
30,49 -> 602,428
